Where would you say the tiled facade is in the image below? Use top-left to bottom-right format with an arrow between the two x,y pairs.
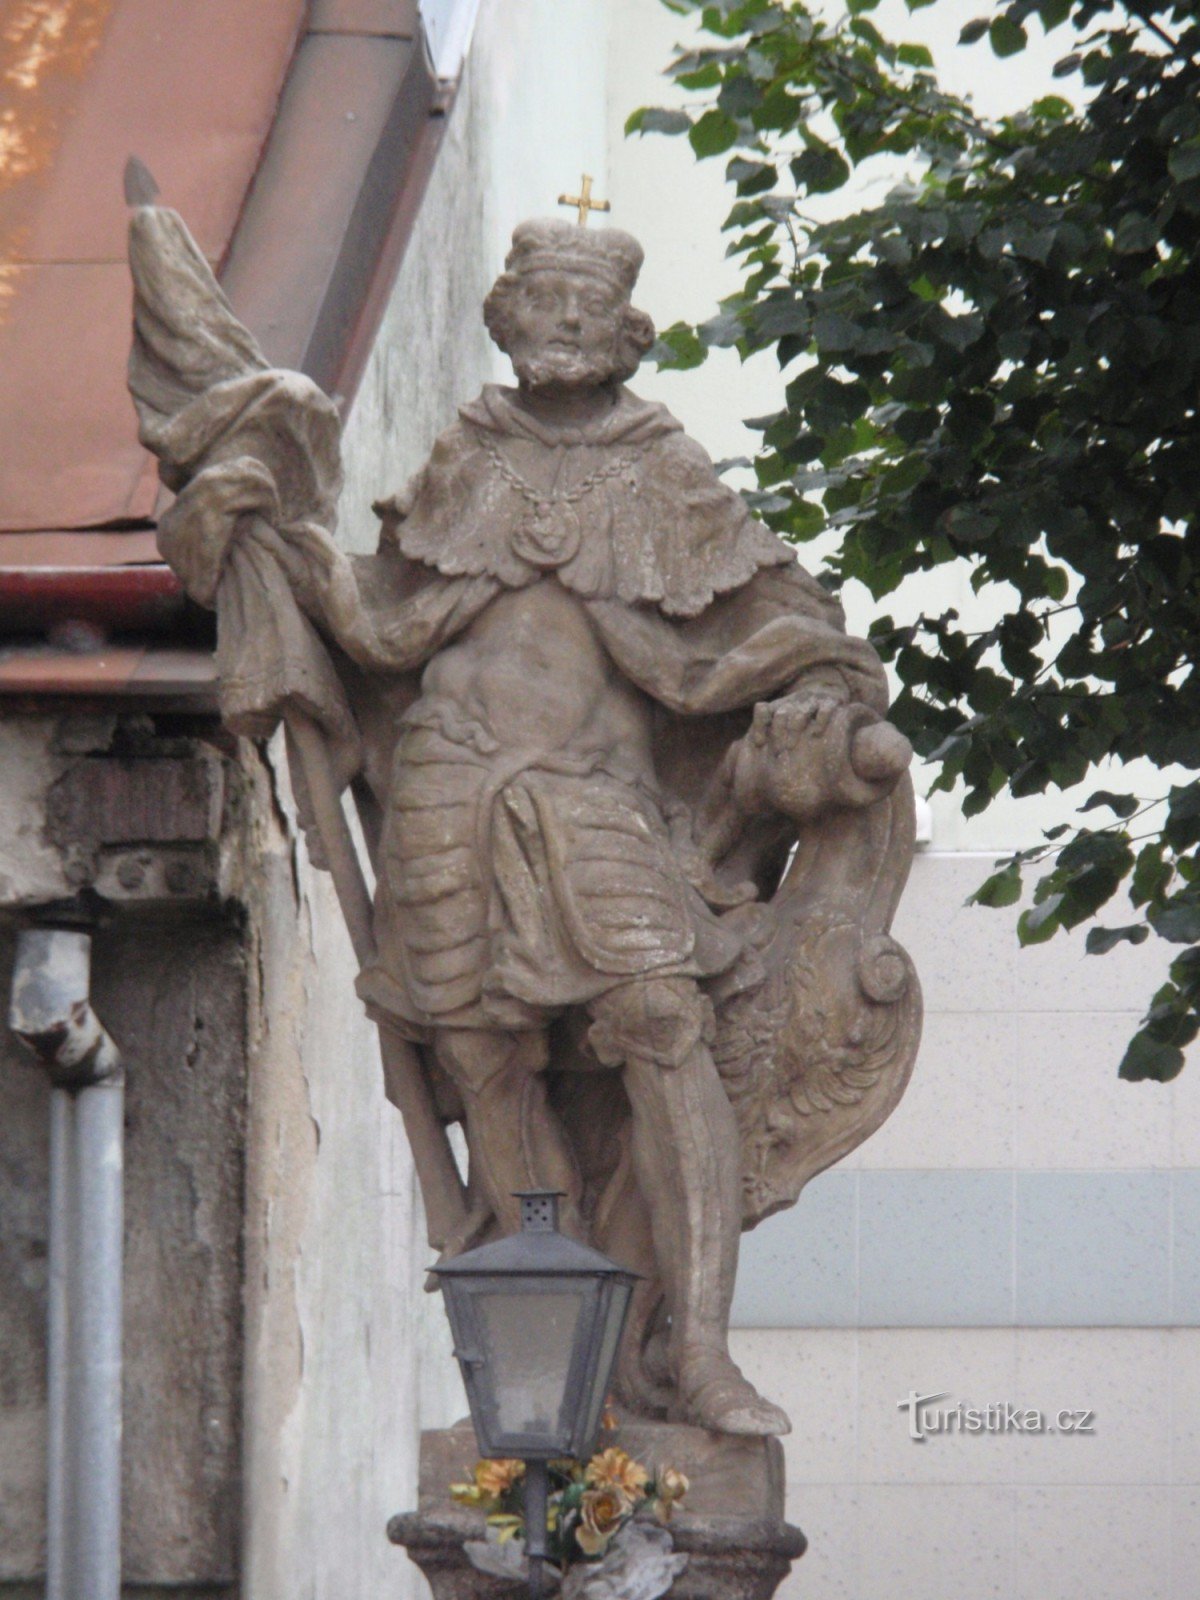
730,852 -> 1199,1599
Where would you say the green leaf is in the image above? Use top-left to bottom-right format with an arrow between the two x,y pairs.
727,156 -> 777,196
1079,790 -> 1139,819
1031,95 -> 1073,121
1119,1029 -> 1186,1083
812,311 -> 861,352
946,507 -> 1000,544
654,322 -> 707,370
1165,784 -> 1200,850
959,18 -> 990,44
626,107 -> 691,137
970,864 -> 1023,908
1169,142 -> 1200,184
1086,924 -> 1149,954
1150,901 -> 1200,944
689,109 -> 740,158
1019,893 -> 1064,944
898,42 -> 934,67
1037,0 -> 1072,26
1132,845 -> 1172,909
1112,212 -> 1160,255
791,145 -> 851,194
676,62 -> 722,90
989,15 -> 1028,56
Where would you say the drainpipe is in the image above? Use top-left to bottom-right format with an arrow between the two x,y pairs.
9,926 -> 123,1600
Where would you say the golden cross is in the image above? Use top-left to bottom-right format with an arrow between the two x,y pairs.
557,174 -> 611,227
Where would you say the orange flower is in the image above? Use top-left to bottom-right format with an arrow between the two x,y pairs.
584,1446 -> 650,1499
575,1485 -> 632,1557
450,1458 -> 525,1508
652,1465 -> 689,1524
475,1459 -> 526,1499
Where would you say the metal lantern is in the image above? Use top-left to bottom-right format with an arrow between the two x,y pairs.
432,1190 -> 637,1463
432,1191 -> 638,1596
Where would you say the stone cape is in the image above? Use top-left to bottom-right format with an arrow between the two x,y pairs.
384,381 -> 795,618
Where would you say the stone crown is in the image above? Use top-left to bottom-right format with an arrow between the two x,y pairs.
504,218 -> 644,295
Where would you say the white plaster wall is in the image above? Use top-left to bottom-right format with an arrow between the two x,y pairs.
338,0 -> 611,550
0,717 -> 103,906
238,743 -> 462,1600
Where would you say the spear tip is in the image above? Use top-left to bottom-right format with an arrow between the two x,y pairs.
123,155 -> 160,208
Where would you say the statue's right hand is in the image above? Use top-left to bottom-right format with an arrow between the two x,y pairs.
157,456 -> 279,606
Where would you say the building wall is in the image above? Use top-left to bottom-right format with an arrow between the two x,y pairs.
605,3 -> 1198,1597
0,718 -> 246,1597
730,861 -> 1200,1600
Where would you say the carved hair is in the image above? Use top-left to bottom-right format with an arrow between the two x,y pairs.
483,273 -> 655,384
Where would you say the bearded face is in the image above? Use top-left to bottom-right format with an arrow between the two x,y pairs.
502,269 -> 626,390
486,266 -> 655,391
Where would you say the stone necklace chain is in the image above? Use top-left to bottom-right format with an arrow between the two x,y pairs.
479,432 -> 642,570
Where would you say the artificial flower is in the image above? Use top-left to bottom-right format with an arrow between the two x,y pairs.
575,1485 -> 632,1557
449,1480 -> 488,1508
450,1458 -> 525,1508
584,1446 -> 650,1498
475,1458 -> 526,1499
652,1465 -> 689,1523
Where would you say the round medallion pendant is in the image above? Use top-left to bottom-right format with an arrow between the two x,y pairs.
511,500 -> 583,570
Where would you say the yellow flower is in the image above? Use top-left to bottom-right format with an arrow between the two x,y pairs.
584,1447 -> 650,1499
450,1458 -> 525,1509
652,1465 -> 689,1524
449,1481 -> 488,1508
575,1485 -> 632,1557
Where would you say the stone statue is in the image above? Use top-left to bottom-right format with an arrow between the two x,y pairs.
126,185 -> 921,1440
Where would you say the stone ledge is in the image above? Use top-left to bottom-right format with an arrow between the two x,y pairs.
389,1509 -> 806,1600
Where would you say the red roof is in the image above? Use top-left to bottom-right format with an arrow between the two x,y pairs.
0,0 -> 444,702
0,0 -> 310,531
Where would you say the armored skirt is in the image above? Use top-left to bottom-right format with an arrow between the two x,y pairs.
356,709 -> 742,1038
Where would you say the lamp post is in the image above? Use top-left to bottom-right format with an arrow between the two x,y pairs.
431,1191 -> 638,1597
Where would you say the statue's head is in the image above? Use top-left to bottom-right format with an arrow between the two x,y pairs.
484,219 -> 656,391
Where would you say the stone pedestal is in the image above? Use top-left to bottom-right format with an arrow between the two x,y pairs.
389,1419 -> 806,1600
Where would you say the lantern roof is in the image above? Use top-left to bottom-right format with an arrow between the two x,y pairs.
431,1228 -> 632,1279
431,1191 -> 640,1280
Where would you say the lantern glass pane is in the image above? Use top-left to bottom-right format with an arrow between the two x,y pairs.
578,1280 -> 632,1453
476,1289 -> 585,1437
